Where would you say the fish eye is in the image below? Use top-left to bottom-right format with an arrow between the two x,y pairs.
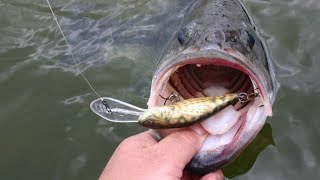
240,30 -> 255,50
178,27 -> 193,45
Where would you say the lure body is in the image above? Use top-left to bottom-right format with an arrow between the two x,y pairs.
138,93 -> 239,129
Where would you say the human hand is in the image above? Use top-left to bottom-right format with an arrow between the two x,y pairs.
99,126 -> 224,180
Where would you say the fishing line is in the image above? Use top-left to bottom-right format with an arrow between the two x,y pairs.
46,0 -> 101,99
46,0 -> 146,123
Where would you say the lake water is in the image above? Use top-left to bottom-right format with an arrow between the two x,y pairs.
1,0 -> 319,179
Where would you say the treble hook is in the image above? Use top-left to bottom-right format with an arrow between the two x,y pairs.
238,92 -> 259,104
159,92 -> 180,105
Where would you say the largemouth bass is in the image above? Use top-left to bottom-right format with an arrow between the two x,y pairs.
146,0 -> 278,174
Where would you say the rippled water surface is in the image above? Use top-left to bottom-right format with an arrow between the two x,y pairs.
1,0 -> 319,179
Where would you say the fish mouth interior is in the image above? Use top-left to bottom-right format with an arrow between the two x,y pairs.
149,58 -> 265,154
164,63 -> 254,107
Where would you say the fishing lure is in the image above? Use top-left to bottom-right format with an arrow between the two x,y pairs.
90,92 -> 258,129
138,93 -> 257,129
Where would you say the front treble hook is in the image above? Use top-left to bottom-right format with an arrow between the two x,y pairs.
238,92 -> 259,104
159,92 -> 180,105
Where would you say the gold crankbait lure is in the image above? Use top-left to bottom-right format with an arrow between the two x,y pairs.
138,93 -> 258,129
90,92 -> 258,129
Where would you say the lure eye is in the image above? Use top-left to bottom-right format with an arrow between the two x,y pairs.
178,27 -> 193,45
140,119 -> 157,128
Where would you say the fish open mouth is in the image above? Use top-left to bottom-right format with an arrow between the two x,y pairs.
148,55 -> 269,174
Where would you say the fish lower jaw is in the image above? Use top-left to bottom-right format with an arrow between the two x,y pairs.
188,99 -> 267,174
199,96 -> 263,153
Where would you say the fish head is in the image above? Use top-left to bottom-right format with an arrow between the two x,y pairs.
146,7 -> 278,174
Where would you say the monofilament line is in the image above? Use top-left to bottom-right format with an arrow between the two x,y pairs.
46,0 -> 102,99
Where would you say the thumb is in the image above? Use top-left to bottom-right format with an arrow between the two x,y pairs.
200,170 -> 224,180
155,125 -> 207,169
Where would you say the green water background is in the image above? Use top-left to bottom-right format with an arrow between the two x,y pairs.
0,0 -> 319,179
